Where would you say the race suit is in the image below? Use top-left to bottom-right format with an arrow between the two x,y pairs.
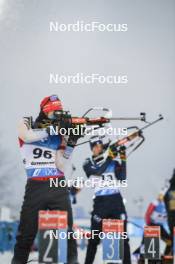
12,117 -> 78,264
145,200 -> 167,226
83,154 -> 131,264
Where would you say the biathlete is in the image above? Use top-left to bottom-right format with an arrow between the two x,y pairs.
12,95 -> 81,264
83,135 -> 131,264
133,192 -> 171,259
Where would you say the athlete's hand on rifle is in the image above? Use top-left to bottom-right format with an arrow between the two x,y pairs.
67,124 -> 86,147
45,117 -> 72,135
108,145 -> 118,159
119,146 -> 126,161
54,111 -> 72,130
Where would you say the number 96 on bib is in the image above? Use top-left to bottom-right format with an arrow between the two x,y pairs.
144,226 -> 160,260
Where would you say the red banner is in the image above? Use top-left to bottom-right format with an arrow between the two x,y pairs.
144,226 -> 160,237
102,219 -> 124,233
38,210 -> 67,230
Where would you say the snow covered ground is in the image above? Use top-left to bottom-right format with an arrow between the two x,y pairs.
0,250 -> 106,264
0,238 -> 141,264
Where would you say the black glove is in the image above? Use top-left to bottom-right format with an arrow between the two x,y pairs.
67,124 -> 85,147
59,114 -> 72,131
35,119 -> 52,129
108,144 -> 118,159
119,145 -> 126,161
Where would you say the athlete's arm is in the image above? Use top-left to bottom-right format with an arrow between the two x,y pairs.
55,137 -> 74,172
115,160 -> 126,180
55,128 -> 84,172
83,157 -> 112,178
145,201 -> 156,225
115,146 -> 127,180
18,118 -> 48,143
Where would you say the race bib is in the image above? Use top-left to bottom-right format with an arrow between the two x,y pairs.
21,144 -> 56,169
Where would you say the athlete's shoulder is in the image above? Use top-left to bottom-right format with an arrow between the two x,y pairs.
83,157 -> 91,166
153,199 -> 159,206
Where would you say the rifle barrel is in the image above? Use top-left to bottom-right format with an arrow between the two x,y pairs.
110,117 -> 143,121
140,115 -> 163,132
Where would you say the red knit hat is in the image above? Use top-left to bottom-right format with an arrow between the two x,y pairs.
40,95 -> 63,113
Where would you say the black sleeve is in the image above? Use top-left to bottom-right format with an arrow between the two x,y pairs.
114,160 -> 127,180
83,157 -> 112,178
164,188 -> 170,211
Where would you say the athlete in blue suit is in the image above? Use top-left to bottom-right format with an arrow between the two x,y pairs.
83,135 -> 131,264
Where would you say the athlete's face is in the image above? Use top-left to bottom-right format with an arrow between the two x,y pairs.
46,111 -> 56,120
92,144 -> 103,156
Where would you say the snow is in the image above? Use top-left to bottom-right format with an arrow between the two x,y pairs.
0,238 -> 141,264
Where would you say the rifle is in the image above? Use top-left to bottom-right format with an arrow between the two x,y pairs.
110,114 -> 164,156
53,107 -> 146,127
36,107 -> 146,131
76,114 -> 163,156
36,107 -> 163,156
